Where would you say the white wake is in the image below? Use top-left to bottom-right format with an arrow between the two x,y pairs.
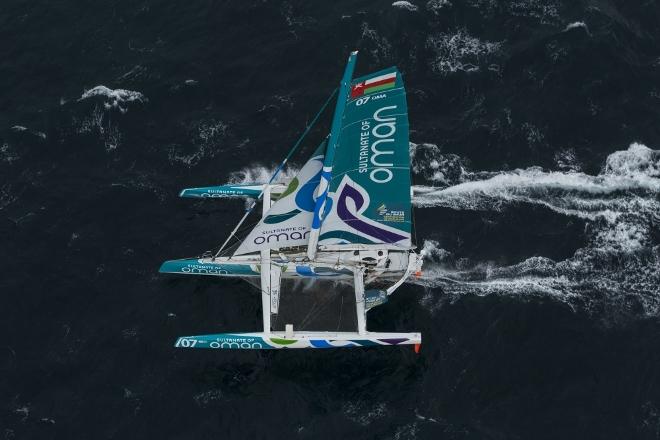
411,143 -> 660,317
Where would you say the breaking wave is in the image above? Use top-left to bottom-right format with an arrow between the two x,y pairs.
412,143 -> 660,318
563,21 -> 589,33
391,1 -> 419,12
79,85 -> 146,113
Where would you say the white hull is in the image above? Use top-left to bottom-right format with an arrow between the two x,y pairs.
175,331 -> 421,350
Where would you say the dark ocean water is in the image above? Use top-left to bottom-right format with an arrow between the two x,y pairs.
2,0 -> 660,438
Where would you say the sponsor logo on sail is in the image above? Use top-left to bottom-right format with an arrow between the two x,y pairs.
357,105 -> 398,184
253,226 -> 310,245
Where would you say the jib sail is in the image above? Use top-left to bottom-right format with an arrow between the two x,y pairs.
233,141 -> 326,255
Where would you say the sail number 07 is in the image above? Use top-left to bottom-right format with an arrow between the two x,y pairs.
355,94 -> 386,106
176,338 -> 198,347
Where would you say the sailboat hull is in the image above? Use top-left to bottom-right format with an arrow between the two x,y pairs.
159,258 -> 367,279
159,259 -> 261,277
174,331 -> 421,349
159,250 -> 413,280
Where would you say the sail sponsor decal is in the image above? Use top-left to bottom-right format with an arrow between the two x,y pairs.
319,67 -> 411,248
350,71 -> 397,98
233,141 -> 326,255
174,333 -> 418,349
159,259 -> 259,276
376,203 -> 406,222
335,178 -> 407,243
320,176 -> 409,245
356,105 -> 399,184
251,225 -> 310,245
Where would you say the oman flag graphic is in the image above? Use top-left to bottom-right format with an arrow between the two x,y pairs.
350,72 -> 397,98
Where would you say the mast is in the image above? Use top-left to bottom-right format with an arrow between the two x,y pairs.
353,267 -> 367,335
260,184 -> 272,333
306,50 -> 358,260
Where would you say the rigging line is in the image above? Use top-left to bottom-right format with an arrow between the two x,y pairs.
411,168 -> 419,248
335,294 -> 344,332
214,218 -> 263,258
212,88 -> 339,260
298,297 -> 322,330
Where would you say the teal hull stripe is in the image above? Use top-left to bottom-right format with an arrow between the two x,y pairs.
159,259 -> 259,276
174,334 -> 418,349
175,334 -> 273,349
180,185 -> 262,198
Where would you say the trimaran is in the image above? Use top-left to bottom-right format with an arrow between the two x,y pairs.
160,51 -> 424,350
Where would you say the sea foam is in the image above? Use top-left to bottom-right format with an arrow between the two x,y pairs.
411,143 -> 660,317
79,85 -> 146,113
392,1 -> 419,11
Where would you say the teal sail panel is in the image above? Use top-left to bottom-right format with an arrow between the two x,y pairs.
318,67 -> 411,248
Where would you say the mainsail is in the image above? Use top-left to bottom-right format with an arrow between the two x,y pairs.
317,67 -> 412,249
233,141 -> 326,255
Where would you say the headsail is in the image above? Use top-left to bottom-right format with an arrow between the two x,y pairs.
233,141 -> 326,255
317,67 -> 412,249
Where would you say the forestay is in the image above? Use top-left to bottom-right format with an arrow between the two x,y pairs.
317,67 -> 412,249
233,141 -> 326,255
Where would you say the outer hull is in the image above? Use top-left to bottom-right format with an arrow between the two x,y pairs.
174,332 -> 421,349
159,250 -> 412,280
178,183 -> 286,198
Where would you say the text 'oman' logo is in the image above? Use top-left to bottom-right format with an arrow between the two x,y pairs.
370,105 -> 397,184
